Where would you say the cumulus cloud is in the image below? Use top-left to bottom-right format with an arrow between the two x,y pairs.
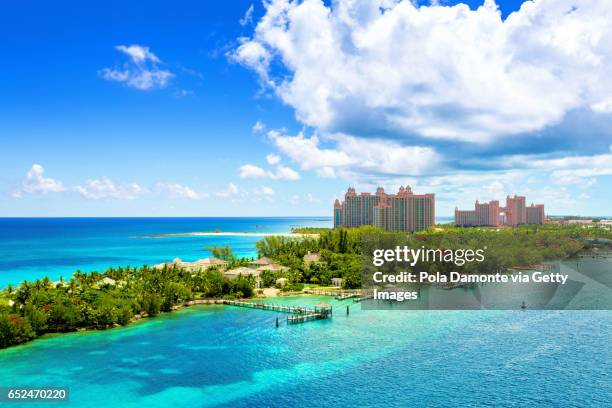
239,161 -> 300,180
156,183 -> 209,199
273,164 -> 301,180
101,44 -> 173,91
231,39 -> 271,82
115,45 -> 160,63
536,154 -> 612,186
268,130 -> 440,178
22,164 -> 65,194
75,177 -> 148,200
239,164 -> 269,179
232,0 -> 612,143
466,152 -> 612,186
12,164 -> 65,198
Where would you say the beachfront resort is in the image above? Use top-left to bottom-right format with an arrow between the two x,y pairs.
332,186 -> 549,231
154,256 -> 291,289
333,186 -> 436,231
455,195 -> 546,227
153,252 -> 337,291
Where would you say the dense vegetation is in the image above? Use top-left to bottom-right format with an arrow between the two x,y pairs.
0,265 -> 254,349
267,224 -> 612,288
1,223 -> 609,349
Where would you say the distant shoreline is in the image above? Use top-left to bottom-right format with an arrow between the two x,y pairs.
131,232 -> 320,238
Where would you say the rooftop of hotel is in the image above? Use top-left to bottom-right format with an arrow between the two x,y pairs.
338,186 -> 434,202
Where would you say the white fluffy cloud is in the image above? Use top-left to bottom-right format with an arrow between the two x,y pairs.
75,177 -> 148,200
239,161 -> 301,180
268,130 -> 440,178
115,45 -> 160,63
14,164 -> 65,197
273,164 -> 301,180
239,164 -> 269,179
101,44 -> 173,91
525,153 -> 612,186
156,183 -> 209,199
233,0 -> 612,142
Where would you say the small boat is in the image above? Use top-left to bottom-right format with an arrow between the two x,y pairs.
521,301 -> 527,310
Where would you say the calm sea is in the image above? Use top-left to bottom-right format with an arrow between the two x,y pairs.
0,216 -> 453,288
0,217 -> 332,288
0,217 -> 610,407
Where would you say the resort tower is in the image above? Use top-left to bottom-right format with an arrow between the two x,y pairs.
333,186 -> 435,232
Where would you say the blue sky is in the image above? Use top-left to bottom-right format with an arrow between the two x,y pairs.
1,0 -> 611,217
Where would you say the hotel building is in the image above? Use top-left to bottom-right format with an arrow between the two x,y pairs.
454,200 -> 500,227
504,195 -> 527,226
526,203 -> 546,225
334,186 -> 435,232
455,195 -> 545,227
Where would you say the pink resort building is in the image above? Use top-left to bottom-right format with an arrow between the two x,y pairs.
455,195 -> 545,227
455,200 -> 500,227
334,186 -> 435,232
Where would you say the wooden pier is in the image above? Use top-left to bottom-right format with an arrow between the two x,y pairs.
223,299 -> 316,314
335,292 -> 359,300
222,300 -> 332,325
287,302 -> 333,324
304,289 -> 361,296
287,313 -> 324,324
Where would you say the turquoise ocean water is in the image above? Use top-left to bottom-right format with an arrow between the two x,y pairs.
0,218 -> 610,407
0,217 -> 332,288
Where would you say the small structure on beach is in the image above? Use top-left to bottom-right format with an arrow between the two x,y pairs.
99,277 -> 116,286
256,263 -> 290,273
331,277 -> 343,288
303,251 -> 326,268
223,267 -> 263,288
153,257 -> 228,272
249,256 -> 276,267
190,257 -> 229,271
275,277 -> 288,287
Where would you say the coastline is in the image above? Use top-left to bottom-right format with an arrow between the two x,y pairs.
0,293 -> 327,352
131,232 -> 320,239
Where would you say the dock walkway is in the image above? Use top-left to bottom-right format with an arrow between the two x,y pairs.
304,289 -> 361,296
335,293 -> 359,300
222,299 -> 332,325
223,299 -> 316,314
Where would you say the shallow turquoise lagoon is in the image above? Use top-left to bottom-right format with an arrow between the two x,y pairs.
0,296 -> 610,407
